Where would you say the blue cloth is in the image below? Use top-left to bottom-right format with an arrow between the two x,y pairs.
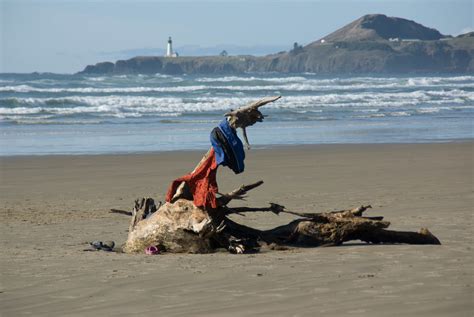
210,119 -> 245,174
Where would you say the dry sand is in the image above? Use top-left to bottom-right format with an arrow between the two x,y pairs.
1,143 -> 473,316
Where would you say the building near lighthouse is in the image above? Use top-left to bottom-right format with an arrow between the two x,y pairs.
165,37 -> 179,57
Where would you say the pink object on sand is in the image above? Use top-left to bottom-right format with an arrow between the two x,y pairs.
145,245 -> 160,255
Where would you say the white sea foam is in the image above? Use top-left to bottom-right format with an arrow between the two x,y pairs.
354,113 -> 386,118
0,106 -> 44,114
417,107 -> 441,114
2,75 -> 474,93
197,75 -> 474,86
354,109 -> 380,113
0,85 -> 36,93
0,85 -> 209,93
1,74 -> 473,126
407,76 -> 474,86
390,111 -> 411,117
195,76 -> 307,83
86,77 -> 106,82
408,78 -> 440,86
1,88 -> 472,119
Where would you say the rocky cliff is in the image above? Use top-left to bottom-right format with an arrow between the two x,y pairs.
79,14 -> 474,75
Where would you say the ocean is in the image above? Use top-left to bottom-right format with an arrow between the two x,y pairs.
0,73 -> 472,156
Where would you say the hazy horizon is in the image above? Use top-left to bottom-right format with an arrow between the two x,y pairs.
1,0 -> 472,74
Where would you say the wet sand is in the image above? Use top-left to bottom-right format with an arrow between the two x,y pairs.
1,143 -> 473,316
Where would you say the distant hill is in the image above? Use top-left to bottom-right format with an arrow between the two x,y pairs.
79,14 -> 474,75
319,14 -> 445,42
457,32 -> 474,38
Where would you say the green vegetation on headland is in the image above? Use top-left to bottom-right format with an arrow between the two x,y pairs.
79,14 -> 474,75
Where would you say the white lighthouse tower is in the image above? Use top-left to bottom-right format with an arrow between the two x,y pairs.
165,36 -> 178,57
166,36 -> 173,57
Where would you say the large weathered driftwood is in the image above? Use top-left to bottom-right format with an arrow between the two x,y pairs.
123,182 -> 440,254
120,96 -> 440,254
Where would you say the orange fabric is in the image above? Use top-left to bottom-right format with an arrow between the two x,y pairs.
165,148 -> 219,209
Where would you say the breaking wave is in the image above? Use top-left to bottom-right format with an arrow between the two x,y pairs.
0,85 -> 209,93
0,88 -> 472,123
1,73 -> 473,156
1,74 -> 473,126
1,75 -> 473,94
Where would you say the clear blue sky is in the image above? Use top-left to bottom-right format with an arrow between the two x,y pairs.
1,0 -> 472,73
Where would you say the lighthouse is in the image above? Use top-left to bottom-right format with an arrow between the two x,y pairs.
165,36 -> 178,57
166,36 -> 173,57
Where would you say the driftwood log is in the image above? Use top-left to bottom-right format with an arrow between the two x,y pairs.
120,96 -> 440,254
122,181 -> 440,254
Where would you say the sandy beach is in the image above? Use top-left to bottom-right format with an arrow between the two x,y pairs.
1,142 -> 473,316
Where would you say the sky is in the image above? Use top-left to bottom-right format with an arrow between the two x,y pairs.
1,0 -> 472,73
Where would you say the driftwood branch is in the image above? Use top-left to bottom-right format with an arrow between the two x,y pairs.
357,228 -> 441,245
225,95 -> 281,148
224,204 -> 375,222
217,180 -> 264,206
128,197 -> 157,232
110,209 -> 133,216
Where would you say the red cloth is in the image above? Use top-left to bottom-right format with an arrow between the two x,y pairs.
165,148 -> 219,209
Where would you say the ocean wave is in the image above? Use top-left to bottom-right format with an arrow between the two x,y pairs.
197,75 -> 474,85
417,107 -> 441,114
195,76 -> 307,83
0,85 -> 209,93
407,76 -> 474,86
86,77 -> 106,82
2,75 -> 473,93
1,73 -> 473,126
0,82 -> 463,93
3,89 -> 472,107
1,89 -> 472,119
354,113 -> 387,118
389,111 -> 411,117
1,118 -> 106,125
